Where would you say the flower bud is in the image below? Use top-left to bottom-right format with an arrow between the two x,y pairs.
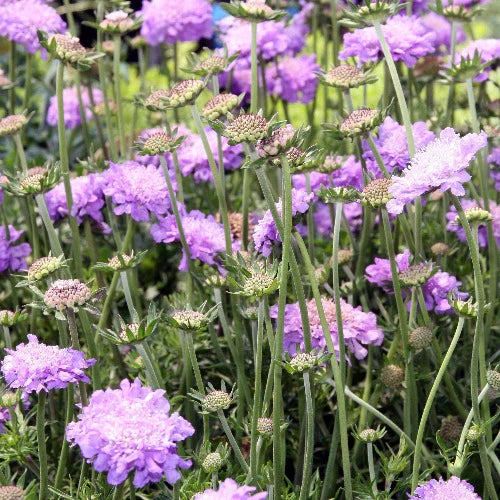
360,178 -> 393,208
202,93 -> 239,120
486,369 -> 500,393
202,452 -> 224,473
44,279 -> 92,311
323,65 -> 375,89
337,249 -> 353,265
255,124 -> 295,158
466,424 -> 484,442
108,254 -> 133,271
380,364 -> 404,389
357,427 -> 386,443
409,326 -> 433,351
50,34 -> 87,64
430,242 -> 450,257
99,10 -> 135,34
164,80 -> 205,108
399,263 -> 433,287
225,114 -> 268,144
27,255 -> 65,281
0,485 -> 25,500
257,417 -> 273,436
289,352 -> 316,373
171,310 -> 208,331
340,108 -> 379,136
202,390 -> 232,412
118,323 -> 140,342
196,55 -> 228,75
0,114 -> 27,137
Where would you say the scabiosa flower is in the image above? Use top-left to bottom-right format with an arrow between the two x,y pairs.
0,226 -> 31,273
0,0 -> 66,53
331,155 -> 364,191
365,248 -> 412,293
1,334 -> 95,394
194,478 -> 267,500
0,114 -> 28,137
45,174 -> 110,231
102,161 -> 176,222
202,93 -> 240,121
409,476 -> 480,499
321,64 -> 377,90
151,210 -> 231,271
66,378 -> 194,487
488,147 -> 500,191
387,128 -> 488,215
253,188 -> 314,256
421,12 -> 466,52
0,485 -> 24,499
362,117 -> 435,176
139,0 -> 213,45
266,54 -> 319,104
46,87 -> 104,129
272,297 -> 383,359
44,279 -> 92,311
0,406 -> 10,433
455,39 -> 500,82
314,202 -> 363,236
340,15 -> 436,67
292,172 -> 332,193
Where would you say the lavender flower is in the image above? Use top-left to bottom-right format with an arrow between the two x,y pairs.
45,174 -> 110,232
409,476 -> 480,499
0,225 -> 31,273
340,15 -> 436,67
488,147 -> 500,191
139,0 -> 213,45
1,334 -> 95,394
266,54 -> 319,104
313,202 -> 363,236
46,87 -> 104,129
387,128 -> 488,215
293,172 -> 332,193
66,378 -> 194,487
253,188 -> 314,256
151,210 -> 232,271
365,248 -> 412,293
271,297 -> 384,359
0,0 -> 66,53
455,39 -> 500,82
194,478 -> 267,500
0,406 -> 9,433
102,161 -> 176,222
362,117 -> 435,176
421,12 -> 465,51
331,155 -> 364,191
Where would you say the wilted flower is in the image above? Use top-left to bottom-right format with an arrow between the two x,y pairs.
409,326 -> 433,350
380,364 -> 405,389
1,334 -> 95,394
0,226 -> 31,273
409,476 -> 480,499
66,378 -> 194,487
44,279 -> 92,311
194,478 -> 267,499
440,416 -> 463,442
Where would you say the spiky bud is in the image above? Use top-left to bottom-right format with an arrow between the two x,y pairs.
466,425 -> 484,442
0,114 -> 27,137
225,114 -> 268,144
142,131 -> 180,155
241,305 -> 259,320
256,124 -> 295,158
203,93 -> 239,120
289,352 -> 316,373
380,364 -> 404,389
315,265 -> 330,284
430,242 -> 450,257
242,271 -> 276,297
318,155 -> 342,174
202,452 -> 224,473
118,323 -> 140,342
28,255 -> 65,281
171,310 -> 208,331
18,173 -> 44,194
50,34 -> 87,63
0,486 -> 25,500
44,279 -> 92,311
486,369 -> 500,393
108,254 -> 133,271
196,55 -> 228,75
337,249 -> 353,265
456,207 -> 494,225
99,10 -> 136,34
399,263 -> 433,287
323,65 -> 374,89
440,416 -> 463,442
340,108 -> 379,136
163,80 -> 205,108
409,326 -> 433,351
204,272 -> 227,288
257,417 -> 273,436
144,90 -> 170,111
101,40 -> 115,54
360,178 -> 393,208
0,310 -> 16,326
358,428 -> 381,443
443,4 -> 477,22
317,185 -> 360,204
241,0 -> 274,17
449,296 -> 478,318
202,390 -> 232,412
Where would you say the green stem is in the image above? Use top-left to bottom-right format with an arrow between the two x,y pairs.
299,370 -> 314,500
251,22 -> 259,113
23,53 -> 32,110
113,35 -> 126,158
37,391 -> 48,500
411,317 -> 465,491
13,133 -> 28,174
2,326 -> 12,349
55,384 -> 74,489
112,483 -> 125,500
367,442 -> 377,497
366,134 -> 390,178
66,308 -> 88,406
217,409 -> 249,472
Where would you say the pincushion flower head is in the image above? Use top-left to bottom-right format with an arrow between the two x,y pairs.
135,129 -> 184,156
160,80 -> 206,109
327,108 -> 383,140
0,0 -> 66,53
255,124 -> 296,158
1,334 -> 95,394
43,279 -> 92,312
99,10 -> 139,34
341,0 -> 404,28
0,114 -> 28,138
41,33 -> 100,71
139,0 -> 213,46
21,254 -> 67,285
409,476 -> 480,499
221,112 -> 270,145
194,478 -> 267,499
5,165 -> 60,197
202,94 -> 240,121
66,378 -> 194,487
0,226 -> 31,273
0,309 -> 27,328
271,297 -> 384,359
386,128 -> 488,215
166,304 -> 217,333
320,64 -> 377,90
221,0 -> 285,22
102,161 -> 176,222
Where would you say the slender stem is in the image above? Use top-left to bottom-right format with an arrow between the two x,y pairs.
55,384 -> 74,489
250,22 -> 258,113
366,134 -> 390,178
217,410 -> 249,472
113,35 -> 126,158
445,21 -> 458,125
37,391 -> 48,500
2,326 -> 12,349
367,443 -> 377,497
299,370 -> 314,500
112,483 -> 125,500
8,42 -> 16,114
66,308 -> 88,406
411,317 -> 465,491
13,134 -> 28,174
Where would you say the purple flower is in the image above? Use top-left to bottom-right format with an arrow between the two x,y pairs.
365,248 -> 412,293
194,478 -> 267,500
253,188 -> 314,256
332,155 -> 364,191
421,12 -> 465,52
266,54 -> 319,104
271,297 -> 384,360
455,39 -> 500,82
139,0 -> 213,45
66,378 -> 194,487
1,334 -> 95,394
409,476 -> 480,499
46,87 -> 104,129
293,172 -> 331,192
363,117 -> 435,176
387,128 -> 488,215
0,406 -> 9,433
45,174 -> 110,232
446,199 -> 500,248
0,225 -> 31,273
313,202 -> 363,236
488,147 -> 500,191
151,210 -> 232,271
0,0 -> 66,53
102,161 -> 176,222
340,15 -> 436,67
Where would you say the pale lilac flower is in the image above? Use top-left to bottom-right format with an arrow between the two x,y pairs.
365,249 -> 412,293
314,202 -> 363,236
293,172 -> 331,192
46,87 -> 104,129
0,226 -> 31,273
1,334 -> 95,394
194,478 -> 267,500
331,155 -> 364,191
363,117 -> 435,176
151,210 -> 232,271
66,378 -> 194,487
455,39 -> 500,82
102,161 -> 176,222
0,406 -> 9,433
340,15 -> 436,67
0,0 -> 66,53
409,476 -> 480,499
253,189 -> 314,256
488,147 -> 500,191
421,12 -> 465,52
271,297 -> 384,359
139,0 -> 213,45
387,128 -> 488,215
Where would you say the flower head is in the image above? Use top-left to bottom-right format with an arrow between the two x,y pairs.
440,416 -> 463,442
387,128 -> 488,214
257,417 -> 273,436
321,64 -> 376,89
201,452 -> 224,473
27,255 -> 67,282
161,80 -> 205,109
224,114 -> 269,144
0,115 -> 28,137
380,364 -> 404,389
66,378 -> 194,487
454,39 -> 500,82
360,178 -> 393,207
409,476 -> 480,499
99,10 -> 137,34
44,279 -> 92,311
0,486 -> 25,499
0,226 -> 31,273
202,390 -> 232,412
202,94 -> 239,121
409,326 -> 433,350
256,124 -> 296,158
1,334 -> 95,394
194,478 -> 267,500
